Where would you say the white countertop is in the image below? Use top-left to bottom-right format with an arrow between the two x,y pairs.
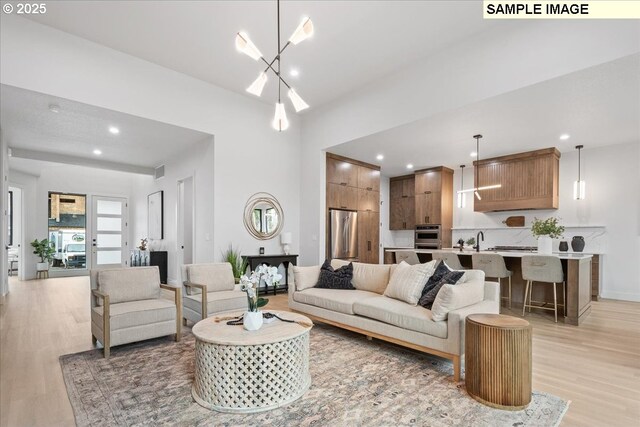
385,247 -> 593,260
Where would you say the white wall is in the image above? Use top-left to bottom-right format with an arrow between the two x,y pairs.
1,16 -> 302,277
300,21 -> 640,266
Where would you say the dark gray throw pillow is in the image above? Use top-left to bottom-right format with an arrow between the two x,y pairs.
419,261 -> 451,304
315,259 -> 355,290
419,270 -> 465,309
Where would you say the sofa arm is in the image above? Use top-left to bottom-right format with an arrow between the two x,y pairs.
484,281 -> 501,303
184,282 -> 207,320
447,299 -> 501,355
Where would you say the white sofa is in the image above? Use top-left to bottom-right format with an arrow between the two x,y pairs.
181,263 -> 248,324
90,266 -> 181,358
289,260 -> 500,381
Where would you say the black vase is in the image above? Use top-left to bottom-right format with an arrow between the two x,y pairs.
559,241 -> 569,252
571,236 -> 585,252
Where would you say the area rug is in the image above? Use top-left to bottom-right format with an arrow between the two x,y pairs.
60,324 -> 568,426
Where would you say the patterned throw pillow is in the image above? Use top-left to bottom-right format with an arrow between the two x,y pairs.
315,259 -> 355,290
419,269 -> 465,309
419,261 -> 451,302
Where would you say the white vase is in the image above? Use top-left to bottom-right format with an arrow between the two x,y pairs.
537,236 -> 553,255
36,262 -> 49,271
243,311 -> 263,331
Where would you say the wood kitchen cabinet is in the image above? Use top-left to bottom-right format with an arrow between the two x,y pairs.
415,169 -> 441,194
473,148 -> 560,212
327,156 -> 358,187
357,166 -> 381,192
358,188 -> 380,212
389,175 -> 415,230
415,192 -> 441,225
327,183 -> 358,210
358,211 -> 380,264
414,166 -> 453,248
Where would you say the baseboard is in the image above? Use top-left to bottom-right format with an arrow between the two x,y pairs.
599,291 -> 640,302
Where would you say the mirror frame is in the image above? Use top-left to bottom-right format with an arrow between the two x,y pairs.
243,192 -> 284,240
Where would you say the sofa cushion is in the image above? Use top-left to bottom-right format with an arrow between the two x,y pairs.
353,296 -> 448,338
97,267 -> 161,305
187,263 -> 235,294
315,260 -> 355,290
92,298 -> 175,331
384,261 -> 437,305
431,278 -> 485,321
183,290 -> 247,315
293,265 -> 321,291
293,288 -> 379,315
351,263 -> 391,294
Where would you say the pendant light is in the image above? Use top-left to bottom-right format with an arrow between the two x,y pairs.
573,145 -> 586,200
235,0 -> 313,131
457,165 -> 466,208
456,134 -> 502,200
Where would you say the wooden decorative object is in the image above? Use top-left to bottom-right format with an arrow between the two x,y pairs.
191,310 -> 312,413
503,216 -> 525,227
465,314 -> 532,410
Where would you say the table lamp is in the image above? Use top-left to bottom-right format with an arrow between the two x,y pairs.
281,232 -> 292,255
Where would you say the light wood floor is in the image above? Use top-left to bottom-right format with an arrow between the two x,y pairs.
1,276 -> 639,426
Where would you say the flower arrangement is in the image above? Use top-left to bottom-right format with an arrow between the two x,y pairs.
239,265 -> 282,312
531,217 -> 565,239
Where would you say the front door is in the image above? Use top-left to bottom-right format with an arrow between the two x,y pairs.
91,196 -> 128,269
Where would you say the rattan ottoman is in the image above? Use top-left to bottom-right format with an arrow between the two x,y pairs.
191,310 -> 312,413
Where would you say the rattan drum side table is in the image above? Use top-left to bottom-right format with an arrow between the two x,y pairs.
465,314 -> 532,410
191,310 -> 313,413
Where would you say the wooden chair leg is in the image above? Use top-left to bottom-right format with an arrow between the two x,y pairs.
522,280 -> 530,316
553,282 -> 558,323
562,281 -> 566,317
452,355 -> 461,382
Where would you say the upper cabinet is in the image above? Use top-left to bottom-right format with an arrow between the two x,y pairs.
327,156 -> 358,187
389,175 -> 415,230
357,166 -> 381,192
473,148 -> 560,212
415,169 -> 441,194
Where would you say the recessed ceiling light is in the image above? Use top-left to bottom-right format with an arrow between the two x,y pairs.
108,126 -> 120,135
93,149 -> 102,155
48,104 -> 60,113
559,134 -> 570,140
376,154 -> 384,161
406,164 -> 414,169
290,68 -> 299,77
470,152 -> 477,157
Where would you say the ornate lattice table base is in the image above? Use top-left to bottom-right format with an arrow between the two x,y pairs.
191,311 -> 312,413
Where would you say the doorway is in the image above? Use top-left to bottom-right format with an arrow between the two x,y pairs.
91,196 -> 128,269
177,176 -> 195,274
48,192 -> 87,273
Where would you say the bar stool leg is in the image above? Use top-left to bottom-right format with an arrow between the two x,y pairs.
528,282 -> 533,312
562,281 -> 566,317
522,280 -> 530,316
553,282 -> 558,323
508,275 -> 512,310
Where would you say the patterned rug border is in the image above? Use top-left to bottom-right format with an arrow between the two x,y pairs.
60,325 -> 570,427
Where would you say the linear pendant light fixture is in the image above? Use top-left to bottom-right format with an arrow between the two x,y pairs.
457,134 -> 502,200
573,144 -> 586,200
457,165 -> 466,208
235,0 -> 313,131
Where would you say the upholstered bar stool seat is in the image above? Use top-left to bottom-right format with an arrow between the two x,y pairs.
521,255 -> 565,323
395,250 -> 420,265
472,253 -> 513,309
432,251 -> 465,270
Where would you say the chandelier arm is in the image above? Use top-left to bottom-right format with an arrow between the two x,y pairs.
260,57 -> 292,89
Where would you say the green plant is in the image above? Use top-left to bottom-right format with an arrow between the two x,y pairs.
465,237 -> 476,246
31,239 -> 55,263
531,217 -> 565,239
222,245 -> 248,279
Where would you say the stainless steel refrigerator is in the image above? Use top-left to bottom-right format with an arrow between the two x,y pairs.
329,209 -> 358,260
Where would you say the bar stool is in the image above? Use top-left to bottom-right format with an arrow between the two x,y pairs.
432,251 -> 465,270
395,250 -> 420,265
472,253 -> 513,309
521,255 -> 565,323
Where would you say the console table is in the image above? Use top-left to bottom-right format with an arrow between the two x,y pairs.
242,254 -> 298,295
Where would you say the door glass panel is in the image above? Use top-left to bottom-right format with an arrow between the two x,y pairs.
97,250 -> 122,265
97,217 -> 122,231
48,192 -> 87,272
97,234 -> 122,248
96,200 -> 122,215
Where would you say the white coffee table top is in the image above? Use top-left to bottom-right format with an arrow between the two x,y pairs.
192,310 -> 313,346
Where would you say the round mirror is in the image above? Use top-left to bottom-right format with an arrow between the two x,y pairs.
243,192 -> 284,240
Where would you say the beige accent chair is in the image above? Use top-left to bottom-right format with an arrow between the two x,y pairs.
472,253 -> 513,309
90,266 -> 181,358
432,250 -> 465,270
521,255 -> 565,323
395,250 -> 420,265
181,263 -> 248,324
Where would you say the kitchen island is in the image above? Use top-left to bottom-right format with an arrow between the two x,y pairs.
385,248 -> 592,325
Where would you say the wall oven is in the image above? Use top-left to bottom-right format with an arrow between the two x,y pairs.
415,224 -> 441,249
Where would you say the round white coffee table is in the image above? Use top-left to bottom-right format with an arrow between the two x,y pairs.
191,310 -> 313,413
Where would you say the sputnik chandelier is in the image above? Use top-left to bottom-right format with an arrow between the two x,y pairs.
235,0 -> 313,131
